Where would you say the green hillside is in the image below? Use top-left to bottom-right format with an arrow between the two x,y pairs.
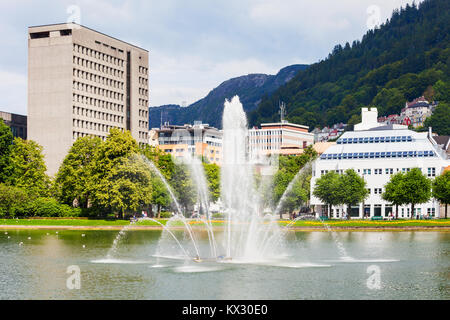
249,0 -> 450,135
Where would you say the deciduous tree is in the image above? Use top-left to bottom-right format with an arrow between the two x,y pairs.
432,171 -> 450,219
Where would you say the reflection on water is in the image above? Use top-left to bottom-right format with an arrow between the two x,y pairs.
0,229 -> 448,300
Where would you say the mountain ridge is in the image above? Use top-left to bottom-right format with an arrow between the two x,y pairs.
249,0 -> 450,133
149,64 -> 308,129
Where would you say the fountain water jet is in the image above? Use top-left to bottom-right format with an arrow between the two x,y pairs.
106,96 -> 313,264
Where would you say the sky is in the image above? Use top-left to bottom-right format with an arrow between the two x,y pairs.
0,0 -> 421,115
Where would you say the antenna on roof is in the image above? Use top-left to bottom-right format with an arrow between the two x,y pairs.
279,101 -> 287,123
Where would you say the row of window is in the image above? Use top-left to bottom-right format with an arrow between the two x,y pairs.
399,207 -> 436,218
73,55 -> 124,78
138,131 -> 148,140
138,66 -> 148,75
337,136 -> 413,144
73,120 -> 122,133
330,207 -> 436,218
73,92 -> 124,108
138,109 -> 148,118
73,101 -> 123,117
320,150 -> 436,160
320,167 -> 436,177
250,138 -> 282,144
73,130 -> 148,143
139,77 -> 148,86
138,98 -> 148,107
367,188 -> 383,195
73,131 -> 109,141
73,68 -> 124,90
138,88 -> 149,97
73,107 -> 124,123
138,120 -> 148,129
73,80 -> 124,97
74,43 -> 124,68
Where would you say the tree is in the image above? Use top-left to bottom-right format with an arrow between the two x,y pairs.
150,177 -> 171,218
372,88 -> 405,115
432,171 -> 450,219
347,114 -> 361,131
313,171 -> 341,218
55,135 -> 103,208
0,183 -> 31,218
281,173 -> 311,217
423,102 -> 450,135
402,168 -> 432,218
338,169 -> 369,218
6,138 -> 50,197
273,151 -> 317,218
0,119 -> 13,183
382,172 -> 407,219
88,129 -> 142,216
171,163 -> 196,215
203,163 -> 220,202
140,145 -> 175,181
93,157 -> 152,218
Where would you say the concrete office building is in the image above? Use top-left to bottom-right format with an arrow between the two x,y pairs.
28,23 -> 149,175
248,121 -> 314,159
310,108 -> 450,219
156,122 -> 222,165
0,111 -> 27,139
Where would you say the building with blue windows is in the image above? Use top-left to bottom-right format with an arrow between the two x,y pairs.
310,108 -> 449,219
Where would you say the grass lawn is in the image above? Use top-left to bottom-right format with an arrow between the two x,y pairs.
0,218 -> 449,228
0,218 -> 163,226
279,219 -> 450,228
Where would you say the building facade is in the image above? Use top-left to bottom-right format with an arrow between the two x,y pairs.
400,96 -> 434,128
248,121 -> 314,159
28,23 -> 149,175
156,122 -> 222,165
0,111 -> 27,139
310,108 -> 450,219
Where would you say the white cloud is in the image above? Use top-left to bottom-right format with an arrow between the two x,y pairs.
0,0 -> 424,112
0,71 -> 27,115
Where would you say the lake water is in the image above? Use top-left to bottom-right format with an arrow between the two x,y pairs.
0,229 -> 448,300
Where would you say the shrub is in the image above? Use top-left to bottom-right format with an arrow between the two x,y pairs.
212,213 -> 224,219
0,184 -> 33,217
159,211 -> 173,219
30,198 -> 61,217
59,205 -> 82,217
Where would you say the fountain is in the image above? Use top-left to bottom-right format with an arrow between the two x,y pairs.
151,96 -> 290,264
105,96 -> 315,265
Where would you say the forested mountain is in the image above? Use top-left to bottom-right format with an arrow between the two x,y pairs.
249,0 -> 450,134
149,64 -> 308,129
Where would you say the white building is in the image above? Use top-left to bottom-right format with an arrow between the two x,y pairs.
310,108 -> 449,219
248,121 -> 314,159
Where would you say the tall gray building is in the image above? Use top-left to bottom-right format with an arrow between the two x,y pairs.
28,23 -> 149,176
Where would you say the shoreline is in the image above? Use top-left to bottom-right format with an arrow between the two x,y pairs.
1,225 -> 449,232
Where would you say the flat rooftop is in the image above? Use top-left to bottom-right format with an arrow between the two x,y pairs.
28,22 -> 149,52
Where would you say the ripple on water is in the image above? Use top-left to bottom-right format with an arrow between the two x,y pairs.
91,259 -> 154,264
172,265 -> 224,273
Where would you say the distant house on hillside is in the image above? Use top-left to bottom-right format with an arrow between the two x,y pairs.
378,114 -> 402,125
377,96 -> 437,128
313,123 -> 346,142
400,96 -> 436,128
